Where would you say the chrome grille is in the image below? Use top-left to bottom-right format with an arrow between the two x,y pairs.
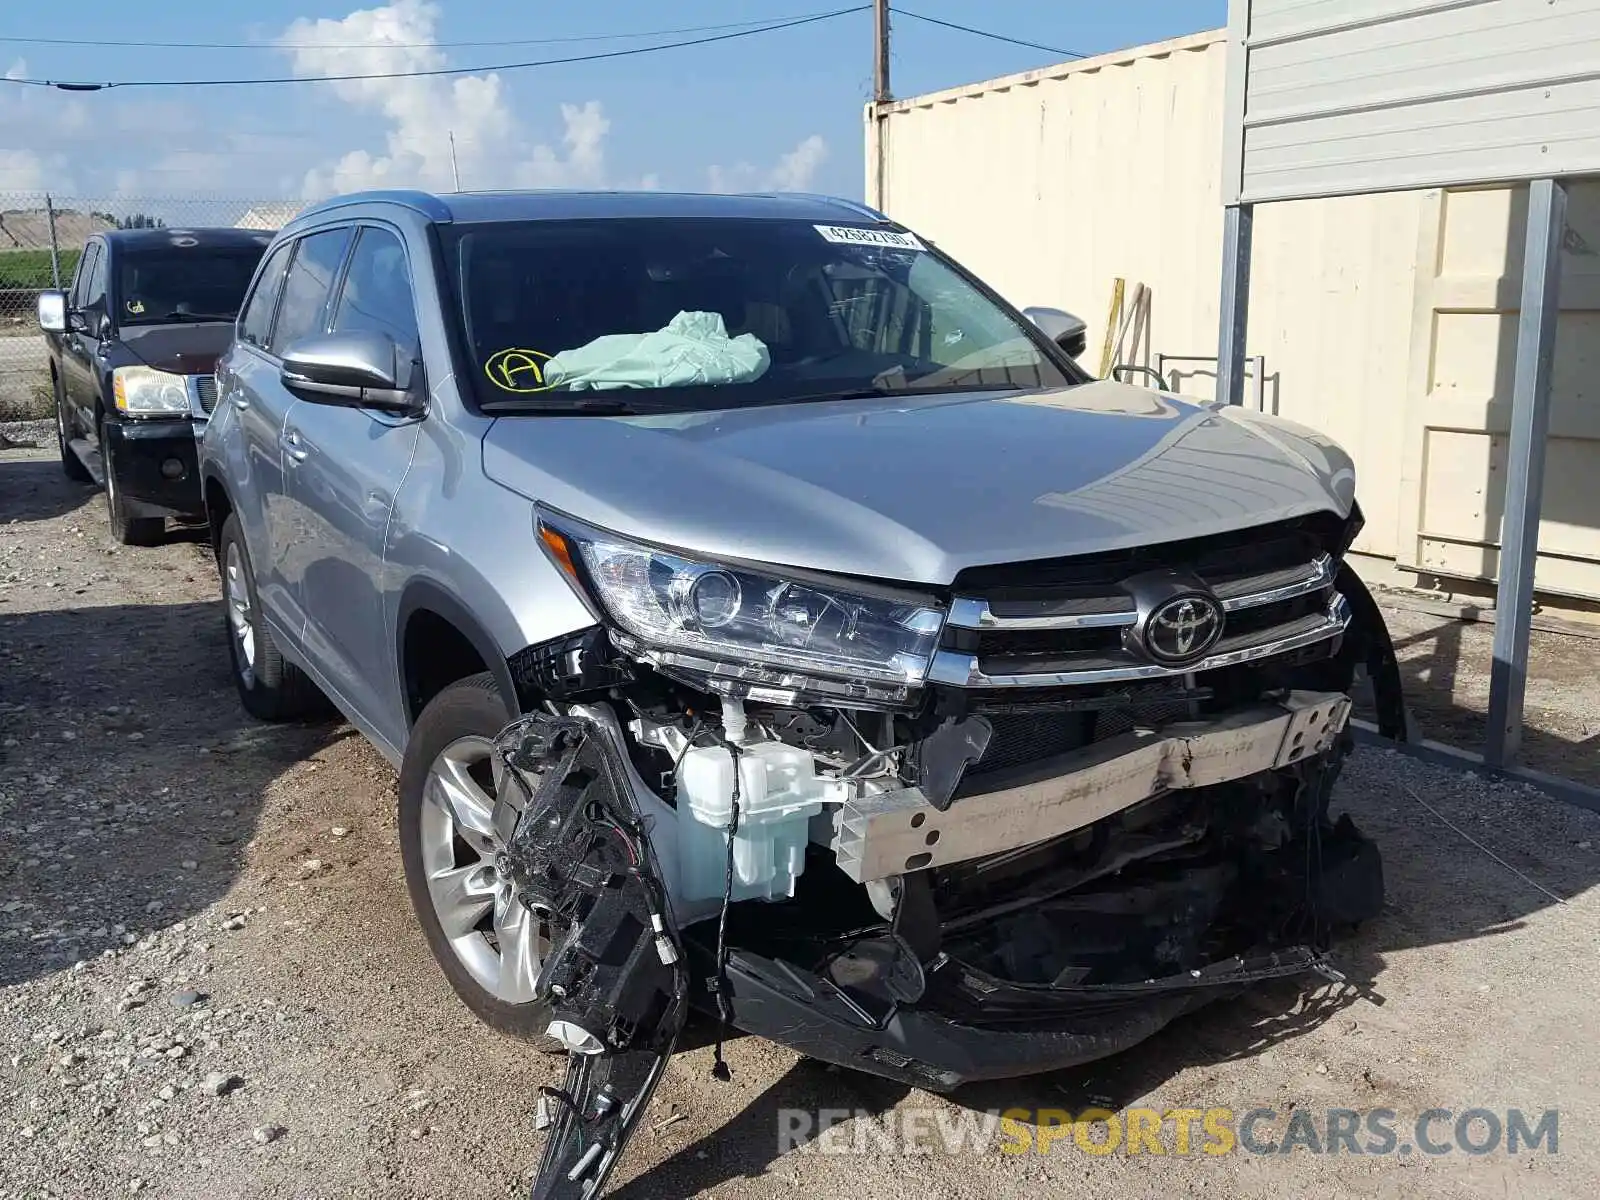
194,374 -> 219,415
933,524 -> 1351,689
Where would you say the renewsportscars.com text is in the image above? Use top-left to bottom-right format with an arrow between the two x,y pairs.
777,1106 -> 1559,1158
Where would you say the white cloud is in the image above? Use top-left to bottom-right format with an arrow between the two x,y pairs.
282,0 -> 610,197
707,134 -> 828,194
513,101 -> 609,190
768,135 -> 829,192
0,148 -> 47,192
0,10 -> 829,204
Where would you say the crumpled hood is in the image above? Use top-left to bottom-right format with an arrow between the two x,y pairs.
118,323 -> 233,375
482,381 -> 1356,585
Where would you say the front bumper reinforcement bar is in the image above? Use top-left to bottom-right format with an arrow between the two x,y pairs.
832,690 -> 1352,883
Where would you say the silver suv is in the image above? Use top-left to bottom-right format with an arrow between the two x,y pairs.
201,189 -> 1399,1196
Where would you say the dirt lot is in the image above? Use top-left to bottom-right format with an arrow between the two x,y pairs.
1377,600 -> 1600,788
3,425 -> 1600,1199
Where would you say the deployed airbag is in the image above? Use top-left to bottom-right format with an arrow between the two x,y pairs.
544,310 -> 771,391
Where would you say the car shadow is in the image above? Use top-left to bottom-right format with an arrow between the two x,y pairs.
0,455 -> 99,524
0,453 -> 211,543
610,1051 -> 912,1200
0,599 -> 339,988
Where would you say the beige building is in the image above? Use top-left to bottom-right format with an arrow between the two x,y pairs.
870,30 -> 1600,604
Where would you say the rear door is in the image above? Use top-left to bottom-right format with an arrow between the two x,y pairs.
281,224 -> 423,747
230,226 -> 352,641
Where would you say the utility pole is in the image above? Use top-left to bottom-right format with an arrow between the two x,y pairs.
448,130 -> 462,192
871,0 -> 891,210
874,0 -> 890,104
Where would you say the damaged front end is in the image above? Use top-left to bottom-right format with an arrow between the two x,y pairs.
505,509 -> 1397,1196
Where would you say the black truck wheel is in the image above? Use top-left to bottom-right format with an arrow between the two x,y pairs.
100,424 -> 165,546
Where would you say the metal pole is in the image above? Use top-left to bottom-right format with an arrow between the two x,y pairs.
45,193 -> 61,289
872,0 -> 891,211
448,131 -> 462,192
1216,203 -> 1253,406
1486,177 -> 1566,767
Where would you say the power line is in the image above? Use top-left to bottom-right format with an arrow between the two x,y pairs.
1,7 -> 870,91
0,10 -> 848,52
890,7 -> 1085,60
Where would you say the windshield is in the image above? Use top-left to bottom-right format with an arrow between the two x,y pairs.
116,247 -> 266,327
444,217 -> 1078,412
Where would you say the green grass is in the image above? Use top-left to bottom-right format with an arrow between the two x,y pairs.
0,248 -> 82,290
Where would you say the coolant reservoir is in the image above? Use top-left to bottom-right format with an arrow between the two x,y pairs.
676,739 -> 829,903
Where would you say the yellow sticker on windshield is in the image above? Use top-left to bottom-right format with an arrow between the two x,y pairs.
485,348 -> 553,393
126,299 -> 145,314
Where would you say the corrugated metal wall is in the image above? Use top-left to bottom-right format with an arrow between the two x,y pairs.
876,31 -> 1600,598
1230,0 -> 1600,202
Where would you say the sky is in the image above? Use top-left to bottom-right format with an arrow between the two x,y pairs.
0,1 -> 1223,207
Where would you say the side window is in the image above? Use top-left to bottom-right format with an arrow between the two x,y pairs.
68,242 -> 98,308
83,244 -> 109,312
268,227 -> 353,355
331,227 -> 419,360
238,241 -> 294,349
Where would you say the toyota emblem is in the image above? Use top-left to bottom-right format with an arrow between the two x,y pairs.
1143,595 -> 1224,664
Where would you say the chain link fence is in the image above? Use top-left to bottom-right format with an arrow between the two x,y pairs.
0,193 -> 302,420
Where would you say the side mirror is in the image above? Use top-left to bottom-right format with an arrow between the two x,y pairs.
37,290 -> 67,333
1023,306 -> 1088,359
280,331 -> 420,414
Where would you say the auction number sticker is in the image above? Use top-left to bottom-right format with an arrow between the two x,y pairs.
814,224 -> 925,251
484,348 -> 554,393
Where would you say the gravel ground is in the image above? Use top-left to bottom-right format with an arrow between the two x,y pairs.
4,435 -> 1600,1199
0,341 -> 50,422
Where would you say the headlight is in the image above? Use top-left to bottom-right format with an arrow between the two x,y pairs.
113,366 -> 191,417
538,515 -> 944,686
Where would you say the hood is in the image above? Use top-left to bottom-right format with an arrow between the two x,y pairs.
118,323 -> 234,375
481,381 -> 1356,586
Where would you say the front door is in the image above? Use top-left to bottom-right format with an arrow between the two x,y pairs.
60,240 -> 105,430
282,225 -> 422,748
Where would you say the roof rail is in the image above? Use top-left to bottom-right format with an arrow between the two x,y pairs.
293,189 -> 454,223
766,192 -> 886,221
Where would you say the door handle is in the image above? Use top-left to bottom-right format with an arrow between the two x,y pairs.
281,429 -> 310,463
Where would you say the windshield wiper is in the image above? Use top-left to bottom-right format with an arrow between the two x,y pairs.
149,312 -> 236,324
480,396 -> 653,416
772,382 -> 986,407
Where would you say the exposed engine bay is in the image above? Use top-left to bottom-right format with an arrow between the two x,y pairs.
504,513 -> 1399,1198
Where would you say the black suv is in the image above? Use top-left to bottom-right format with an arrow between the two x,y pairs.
37,228 -> 270,544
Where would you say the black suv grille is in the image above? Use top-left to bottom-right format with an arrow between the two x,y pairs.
195,375 -> 219,414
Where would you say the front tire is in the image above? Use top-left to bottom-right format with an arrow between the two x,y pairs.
217,513 -> 321,721
399,673 -> 555,1043
56,375 -> 92,483
100,423 -> 164,546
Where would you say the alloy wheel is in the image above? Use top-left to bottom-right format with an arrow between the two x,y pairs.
418,735 -> 545,1004
224,542 -> 256,688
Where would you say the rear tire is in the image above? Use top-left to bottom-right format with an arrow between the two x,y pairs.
101,423 -> 164,546
217,513 -> 322,721
55,376 -> 92,483
399,673 -> 557,1044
